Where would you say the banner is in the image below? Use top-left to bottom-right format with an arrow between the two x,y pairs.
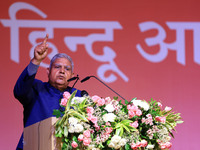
0,1 -> 199,149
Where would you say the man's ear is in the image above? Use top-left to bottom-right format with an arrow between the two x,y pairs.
72,73 -> 75,77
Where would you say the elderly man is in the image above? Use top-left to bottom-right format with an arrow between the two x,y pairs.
14,34 -> 86,149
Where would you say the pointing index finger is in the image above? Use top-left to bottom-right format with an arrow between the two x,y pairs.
43,34 -> 49,45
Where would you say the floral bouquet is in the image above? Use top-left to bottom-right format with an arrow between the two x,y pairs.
53,90 -> 183,150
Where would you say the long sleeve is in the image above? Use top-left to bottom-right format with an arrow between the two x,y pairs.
13,62 -> 39,105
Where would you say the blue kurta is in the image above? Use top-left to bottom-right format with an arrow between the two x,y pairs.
14,62 -> 83,149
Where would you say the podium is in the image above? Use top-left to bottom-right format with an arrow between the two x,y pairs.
23,117 -> 61,150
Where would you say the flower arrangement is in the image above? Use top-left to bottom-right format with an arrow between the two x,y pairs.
53,90 -> 183,150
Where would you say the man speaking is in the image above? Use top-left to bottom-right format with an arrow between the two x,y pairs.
14,34 -> 85,149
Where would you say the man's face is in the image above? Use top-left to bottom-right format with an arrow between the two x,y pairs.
48,57 -> 73,91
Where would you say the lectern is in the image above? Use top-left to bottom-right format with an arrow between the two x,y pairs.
23,117 -> 61,150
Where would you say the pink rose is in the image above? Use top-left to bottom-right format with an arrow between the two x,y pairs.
91,116 -> 98,124
78,134 -> 84,141
86,107 -> 94,114
142,118 -> 146,123
71,141 -> 78,148
106,122 -> 111,126
63,91 -> 71,99
140,140 -> 148,147
60,98 -> 68,106
94,123 -> 100,131
105,97 -> 112,104
128,110 -> 136,118
83,138 -> 91,146
165,106 -> 172,112
165,142 -> 172,149
136,109 -> 142,116
160,143 -> 166,149
97,98 -> 105,106
83,130 -> 91,138
146,114 -> 152,118
127,104 -> 132,110
130,121 -> 139,128
155,116 -> 166,123
159,117 -> 166,123
127,104 -> 138,111
105,127 -> 113,134
131,143 -> 137,149
136,142 -> 142,147
87,113 -> 93,120
92,95 -> 101,103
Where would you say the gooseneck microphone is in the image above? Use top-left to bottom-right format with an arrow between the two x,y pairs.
67,75 -> 79,92
67,76 -> 79,82
81,75 -> 126,101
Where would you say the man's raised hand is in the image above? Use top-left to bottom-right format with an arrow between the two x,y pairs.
31,34 -> 49,65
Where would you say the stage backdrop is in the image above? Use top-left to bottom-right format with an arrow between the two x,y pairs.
0,0 -> 199,149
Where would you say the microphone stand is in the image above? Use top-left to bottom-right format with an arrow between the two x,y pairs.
71,75 -> 79,89
67,75 -> 79,93
81,75 -> 126,101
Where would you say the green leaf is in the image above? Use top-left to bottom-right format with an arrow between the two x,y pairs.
53,109 -> 61,118
119,100 -> 122,105
64,126 -> 68,137
176,120 -> 184,124
115,123 -> 123,129
125,143 -> 131,150
68,110 -> 88,122
115,128 -> 121,135
55,126 -> 63,138
131,97 -> 137,102
79,98 -> 87,109
119,127 -> 124,136
129,127 -> 137,132
113,96 -> 118,100
107,140 -> 111,145
122,124 -> 130,133
66,90 -> 77,111
72,136 -> 77,142
163,123 -> 175,138
125,100 -> 129,104
120,119 -> 133,125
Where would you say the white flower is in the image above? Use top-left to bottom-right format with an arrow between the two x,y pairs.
92,148 -> 100,150
104,103 -> 115,112
166,136 -> 171,141
68,125 -> 75,133
71,97 -> 85,104
88,145 -> 100,150
74,124 -> 84,133
88,145 -> 95,149
146,144 -> 155,149
103,113 -> 116,122
68,117 -> 78,125
108,142 -> 115,148
131,100 -> 149,111
114,144 -> 121,149
164,106 -> 172,112
119,138 -> 127,146
111,135 -> 121,144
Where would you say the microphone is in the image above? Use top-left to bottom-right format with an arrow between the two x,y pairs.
80,76 -> 90,83
81,75 -> 126,101
67,76 -> 79,82
68,75 -> 79,93
81,90 -> 89,97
